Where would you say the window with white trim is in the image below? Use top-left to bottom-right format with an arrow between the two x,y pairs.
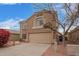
36,17 -> 44,26
33,16 -> 44,28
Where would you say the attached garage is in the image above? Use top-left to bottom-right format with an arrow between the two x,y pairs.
29,32 -> 53,43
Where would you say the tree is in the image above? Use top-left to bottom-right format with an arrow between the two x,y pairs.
32,3 -> 79,45
0,29 -> 10,47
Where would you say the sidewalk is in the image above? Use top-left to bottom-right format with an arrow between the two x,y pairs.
42,44 -> 67,56
42,44 -> 79,56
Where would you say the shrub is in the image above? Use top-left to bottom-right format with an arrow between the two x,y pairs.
0,29 -> 10,46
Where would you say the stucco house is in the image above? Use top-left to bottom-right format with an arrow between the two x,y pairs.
6,29 -> 20,41
20,10 -> 58,44
68,26 -> 79,44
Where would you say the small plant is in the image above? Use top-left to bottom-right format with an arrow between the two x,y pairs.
0,29 -> 10,46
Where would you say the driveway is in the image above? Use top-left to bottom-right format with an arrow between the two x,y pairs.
0,43 -> 50,56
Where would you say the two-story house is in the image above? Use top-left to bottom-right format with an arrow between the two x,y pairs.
20,10 -> 58,44
68,26 -> 79,44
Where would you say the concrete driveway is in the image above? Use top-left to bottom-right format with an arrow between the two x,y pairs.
0,43 -> 50,56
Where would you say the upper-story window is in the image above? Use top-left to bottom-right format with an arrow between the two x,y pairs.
21,23 -> 28,30
33,16 -> 45,29
36,17 -> 44,26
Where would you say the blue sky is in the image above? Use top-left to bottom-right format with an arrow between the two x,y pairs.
0,3 -> 66,31
0,3 -> 34,30
0,3 -> 33,21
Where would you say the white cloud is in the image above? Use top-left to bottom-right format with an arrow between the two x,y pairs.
0,3 -> 17,5
0,18 -> 24,30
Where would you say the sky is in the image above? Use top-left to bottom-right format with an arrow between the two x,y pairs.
0,3 -> 76,32
0,3 -> 64,31
0,3 -> 34,30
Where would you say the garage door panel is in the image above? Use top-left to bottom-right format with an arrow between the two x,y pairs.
29,33 -> 53,43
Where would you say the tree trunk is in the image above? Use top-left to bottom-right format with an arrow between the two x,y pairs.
62,35 -> 68,46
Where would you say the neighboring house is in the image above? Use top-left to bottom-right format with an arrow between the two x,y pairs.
20,10 -> 58,43
68,26 -> 79,44
6,29 -> 20,41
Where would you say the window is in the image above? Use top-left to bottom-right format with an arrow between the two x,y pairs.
21,24 -> 26,29
22,34 -> 26,39
36,18 -> 44,26
33,16 -> 44,28
21,23 -> 29,30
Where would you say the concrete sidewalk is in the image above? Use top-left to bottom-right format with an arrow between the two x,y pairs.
0,43 -> 50,56
67,44 -> 79,56
43,44 -> 79,56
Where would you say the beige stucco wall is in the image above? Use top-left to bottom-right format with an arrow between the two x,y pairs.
20,10 -> 57,34
20,10 -> 57,43
9,33 -> 20,41
68,29 -> 79,44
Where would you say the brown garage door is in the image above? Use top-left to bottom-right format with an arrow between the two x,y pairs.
29,33 -> 53,43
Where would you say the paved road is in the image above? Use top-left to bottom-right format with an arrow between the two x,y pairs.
0,43 -> 50,56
